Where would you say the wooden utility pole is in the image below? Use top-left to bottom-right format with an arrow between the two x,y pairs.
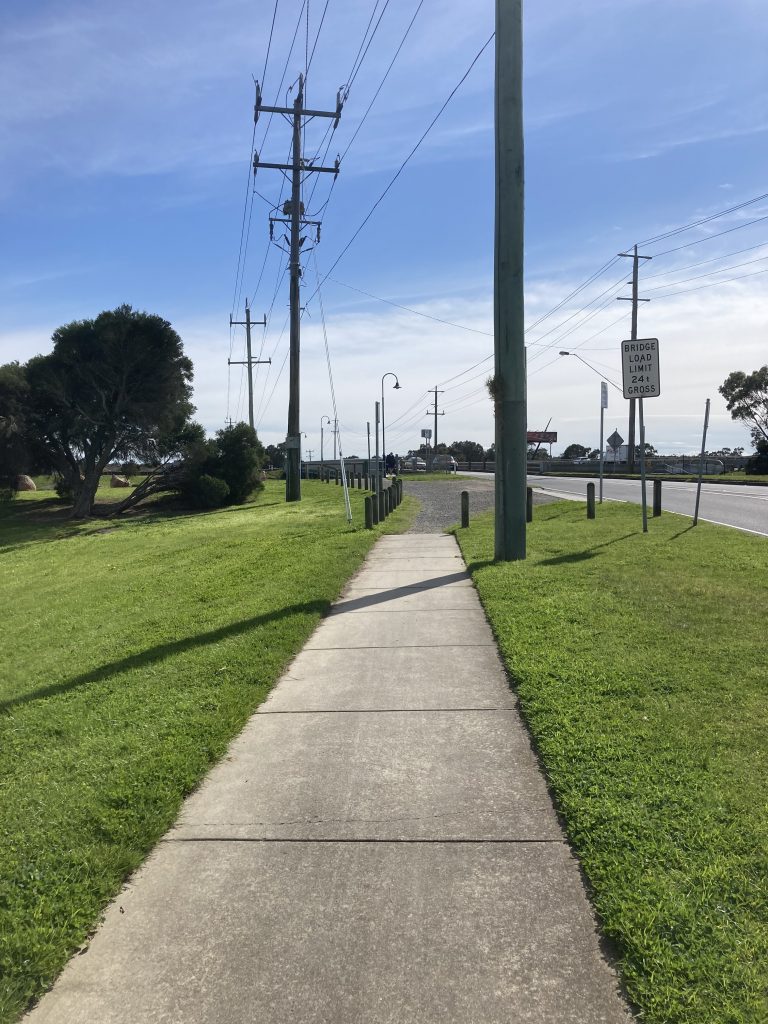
618,244 -> 651,472
228,305 -> 268,431
253,75 -> 342,501
426,387 -> 444,466
494,0 -> 527,561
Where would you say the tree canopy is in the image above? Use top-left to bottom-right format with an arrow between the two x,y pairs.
5,305 -> 194,516
719,365 -> 768,448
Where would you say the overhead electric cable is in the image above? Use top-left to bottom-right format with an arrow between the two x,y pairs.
643,239 -> 768,280
638,191 -> 768,247
644,253 -> 768,293
331,278 -> 492,335
650,213 -> 768,258
304,31 -> 495,305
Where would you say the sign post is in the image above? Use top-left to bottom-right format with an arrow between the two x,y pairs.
420,428 -> 432,463
621,338 -> 661,532
599,382 -> 608,503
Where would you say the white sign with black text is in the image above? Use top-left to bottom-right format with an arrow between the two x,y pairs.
621,338 -> 660,399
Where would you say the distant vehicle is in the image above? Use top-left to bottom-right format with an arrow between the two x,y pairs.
402,456 -> 426,471
572,457 -> 595,464
431,454 -> 458,472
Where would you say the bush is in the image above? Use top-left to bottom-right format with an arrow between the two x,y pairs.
211,423 -> 264,503
745,441 -> 768,475
53,475 -> 74,502
186,474 -> 230,509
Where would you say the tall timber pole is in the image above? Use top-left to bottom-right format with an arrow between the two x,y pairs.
494,0 -> 527,561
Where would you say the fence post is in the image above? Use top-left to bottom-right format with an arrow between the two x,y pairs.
378,489 -> 386,521
364,495 -> 373,529
653,478 -> 662,517
587,482 -> 596,519
461,490 -> 469,528
357,473 -> 362,490
526,486 -> 533,523
371,491 -> 379,525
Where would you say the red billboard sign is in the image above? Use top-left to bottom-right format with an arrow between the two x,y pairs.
527,431 -> 557,443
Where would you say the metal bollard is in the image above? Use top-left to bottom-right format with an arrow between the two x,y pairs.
587,482 -> 596,519
364,495 -> 373,529
526,487 -> 533,523
461,490 -> 469,528
653,478 -> 662,517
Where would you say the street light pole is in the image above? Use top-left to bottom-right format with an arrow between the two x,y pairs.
320,415 -> 331,479
381,372 -> 401,477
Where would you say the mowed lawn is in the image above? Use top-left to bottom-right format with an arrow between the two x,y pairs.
0,481 -> 415,1023
455,503 -> 767,1024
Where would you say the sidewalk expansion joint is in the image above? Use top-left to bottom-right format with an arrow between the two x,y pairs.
258,707 -> 516,714
302,643 -> 496,651
164,837 -> 567,845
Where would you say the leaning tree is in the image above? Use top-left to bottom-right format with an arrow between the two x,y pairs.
21,305 -> 194,518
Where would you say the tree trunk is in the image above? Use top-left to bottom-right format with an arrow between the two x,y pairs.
69,465 -> 102,519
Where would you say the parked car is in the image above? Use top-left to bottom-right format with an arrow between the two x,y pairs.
431,454 -> 458,472
402,456 -> 426,471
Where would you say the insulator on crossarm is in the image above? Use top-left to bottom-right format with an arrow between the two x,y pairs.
333,156 -> 340,178
252,151 -> 259,175
254,82 -> 262,123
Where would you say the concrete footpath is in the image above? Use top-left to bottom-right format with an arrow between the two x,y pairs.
27,534 -> 633,1023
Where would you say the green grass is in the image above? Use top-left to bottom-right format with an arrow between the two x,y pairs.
0,482 -> 416,1022
454,503 -> 767,1024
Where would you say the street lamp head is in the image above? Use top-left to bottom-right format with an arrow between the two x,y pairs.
393,380 -> 401,390
559,351 -> 570,356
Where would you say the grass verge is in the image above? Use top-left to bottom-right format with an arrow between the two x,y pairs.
0,481 -> 417,1022
453,502 -> 767,1024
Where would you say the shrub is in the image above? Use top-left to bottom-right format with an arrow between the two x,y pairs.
745,440 -> 768,475
186,474 -> 230,509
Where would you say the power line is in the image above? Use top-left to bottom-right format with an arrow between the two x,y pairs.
644,252 -> 768,293
648,264 -> 768,300
331,277 -> 492,335
644,239 -> 768,280
638,191 -> 768,246
650,212 -> 768,258
304,31 -> 495,306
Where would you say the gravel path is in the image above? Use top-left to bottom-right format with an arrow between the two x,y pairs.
402,476 -> 556,533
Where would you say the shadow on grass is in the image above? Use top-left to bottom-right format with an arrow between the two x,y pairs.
2,570 -> 473,713
537,531 -> 638,567
0,491 -> 284,555
668,524 -> 696,540
0,600 -> 329,714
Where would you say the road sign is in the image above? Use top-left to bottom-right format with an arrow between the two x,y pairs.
607,429 -> 624,450
601,382 -> 608,409
421,428 -> 432,439
621,338 -> 660,399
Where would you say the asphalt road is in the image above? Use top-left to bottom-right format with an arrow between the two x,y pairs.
459,472 -> 768,536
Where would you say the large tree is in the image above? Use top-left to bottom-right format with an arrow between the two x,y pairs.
719,365 -> 768,448
0,362 -> 35,495
449,440 -> 485,463
20,305 -> 194,517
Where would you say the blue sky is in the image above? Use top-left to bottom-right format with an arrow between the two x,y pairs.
1,0 -> 767,459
